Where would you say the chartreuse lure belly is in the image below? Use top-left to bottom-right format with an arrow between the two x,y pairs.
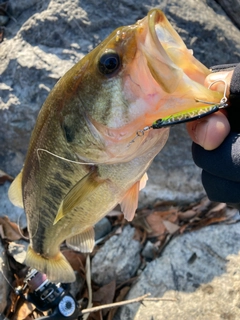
152,104 -> 220,128
132,94 -> 228,142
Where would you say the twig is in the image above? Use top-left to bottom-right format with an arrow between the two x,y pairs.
145,297 -> 177,301
83,254 -> 92,320
81,293 -> 176,314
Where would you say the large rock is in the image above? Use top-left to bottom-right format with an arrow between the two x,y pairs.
216,0 -> 240,29
0,182 -> 26,228
0,0 -> 240,207
0,242 -> 10,314
91,225 -> 142,286
115,222 -> 240,319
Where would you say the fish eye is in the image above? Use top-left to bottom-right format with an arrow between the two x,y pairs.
98,51 -> 121,76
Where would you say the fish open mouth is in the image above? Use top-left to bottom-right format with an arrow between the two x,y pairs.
140,9 -> 184,94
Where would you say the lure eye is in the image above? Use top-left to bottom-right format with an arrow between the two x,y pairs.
98,51 -> 121,76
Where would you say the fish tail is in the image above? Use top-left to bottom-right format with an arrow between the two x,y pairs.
25,246 -> 76,283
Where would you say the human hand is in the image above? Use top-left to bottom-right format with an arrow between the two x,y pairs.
188,65 -> 240,205
186,70 -> 233,150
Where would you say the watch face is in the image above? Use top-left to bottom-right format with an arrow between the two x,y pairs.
58,295 -> 76,317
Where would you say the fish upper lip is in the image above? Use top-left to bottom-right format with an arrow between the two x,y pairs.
147,9 -> 165,53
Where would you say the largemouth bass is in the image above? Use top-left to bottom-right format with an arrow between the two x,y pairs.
8,9 -> 222,283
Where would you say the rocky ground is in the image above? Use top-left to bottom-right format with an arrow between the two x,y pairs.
0,0 -> 240,319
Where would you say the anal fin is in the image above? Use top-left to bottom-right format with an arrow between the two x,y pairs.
120,181 -> 140,222
8,170 -> 24,208
25,246 -> 76,283
66,227 -> 95,253
139,172 -> 148,191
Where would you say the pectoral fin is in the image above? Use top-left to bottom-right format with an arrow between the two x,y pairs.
54,169 -> 103,225
66,227 -> 95,253
120,181 -> 140,222
8,170 -> 24,208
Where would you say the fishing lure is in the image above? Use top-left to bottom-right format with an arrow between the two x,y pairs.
130,80 -> 228,143
151,104 -> 219,129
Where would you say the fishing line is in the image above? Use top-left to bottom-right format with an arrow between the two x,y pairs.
33,148 -> 100,239
0,261 -> 16,293
37,148 -> 96,166
24,208 -> 42,242
17,211 -> 29,241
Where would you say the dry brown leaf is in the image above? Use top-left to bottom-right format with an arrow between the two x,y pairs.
0,216 -> 22,241
145,212 -> 166,237
107,286 -> 130,320
11,299 -> 35,320
189,216 -> 229,231
87,280 -> 117,319
88,310 -> 103,320
146,209 -> 178,236
133,227 -> 147,244
62,249 -> 86,276
162,220 -> 180,234
93,280 -> 116,311
206,202 -> 226,217
178,209 -> 198,220
0,169 -> 13,184
191,197 -> 212,215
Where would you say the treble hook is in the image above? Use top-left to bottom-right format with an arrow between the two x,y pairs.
208,79 -> 228,107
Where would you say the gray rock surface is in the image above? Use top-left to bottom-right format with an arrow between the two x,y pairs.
1,0 -> 240,207
0,242 -> 10,314
91,225 -> 142,286
115,222 -> 240,319
94,217 -> 112,242
8,239 -> 28,264
216,0 -> 240,29
0,182 -> 27,229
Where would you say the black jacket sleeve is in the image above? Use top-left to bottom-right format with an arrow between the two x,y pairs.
192,63 -> 240,207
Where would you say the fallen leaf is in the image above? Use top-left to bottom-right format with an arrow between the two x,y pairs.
107,285 -> 130,320
93,280 -> 116,316
178,209 -> 198,220
0,169 -> 13,184
145,209 -> 178,237
0,216 -> 22,241
162,220 -> 180,234
62,249 -> 86,276
206,202 -> 226,217
133,227 -> 147,244
11,298 -> 35,320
